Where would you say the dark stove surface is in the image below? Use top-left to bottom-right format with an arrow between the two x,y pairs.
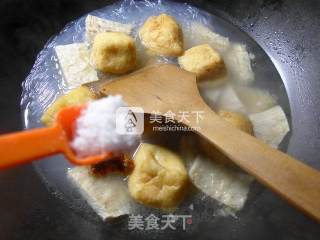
0,1 -> 319,239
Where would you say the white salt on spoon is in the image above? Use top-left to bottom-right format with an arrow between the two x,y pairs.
71,95 -> 141,157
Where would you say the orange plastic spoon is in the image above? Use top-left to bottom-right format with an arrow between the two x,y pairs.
0,105 -> 112,169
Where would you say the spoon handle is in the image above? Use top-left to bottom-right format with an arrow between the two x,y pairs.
187,104 -> 320,222
0,125 -> 66,169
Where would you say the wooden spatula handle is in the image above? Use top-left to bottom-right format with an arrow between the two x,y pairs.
186,103 -> 320,221
0,125 -> 66,169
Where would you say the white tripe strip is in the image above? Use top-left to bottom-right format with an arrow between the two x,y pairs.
55,43 -> 98,88
224,43 -> 255,84
249,105 -> 290,148
68,167 -> 136,220
234,85 -> 277,113
85,15 -> 133,44
188,22 -> 230,53
181,131 -> 253,212
214,84 -> 247,114
189,155 -> 253,211
198,79 -> 227,110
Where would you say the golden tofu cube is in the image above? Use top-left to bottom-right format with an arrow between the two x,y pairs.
128,143 -> 188,209
178,44 -> 225,79
41,86 -> 95,126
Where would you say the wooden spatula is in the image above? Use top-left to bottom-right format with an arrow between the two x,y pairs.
98,63 -> 320,222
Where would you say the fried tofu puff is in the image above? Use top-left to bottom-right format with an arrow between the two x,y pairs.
128,143 -> 188,209
201,110 -> 253,166
41,86 -> 95,126
139,14 -> 184,57
178,44 -> 225,79
91,32 -> 136,74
